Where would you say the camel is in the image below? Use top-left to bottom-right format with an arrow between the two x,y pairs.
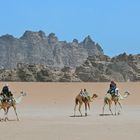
0,91 -> 26,121
102,91 -> 130,115
74,93 -> 98,117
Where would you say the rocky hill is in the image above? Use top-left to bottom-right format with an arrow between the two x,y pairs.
0,31 -> 103,69
0,30 -> 139,82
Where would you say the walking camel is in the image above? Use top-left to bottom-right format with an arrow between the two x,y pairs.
0,91 -> 26,121
74,93 -> 98,117
102,91 -> 130,115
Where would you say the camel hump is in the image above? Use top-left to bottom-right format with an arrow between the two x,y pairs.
105,93 -> 112,98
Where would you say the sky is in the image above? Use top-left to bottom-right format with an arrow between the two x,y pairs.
0,0 -> 140,56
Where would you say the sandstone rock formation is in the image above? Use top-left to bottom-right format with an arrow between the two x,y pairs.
75,53 -> 140,82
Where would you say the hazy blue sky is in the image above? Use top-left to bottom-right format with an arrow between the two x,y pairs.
0,0 -> 140,56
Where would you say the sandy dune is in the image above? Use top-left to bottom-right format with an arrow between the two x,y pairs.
0,82 -> 140,140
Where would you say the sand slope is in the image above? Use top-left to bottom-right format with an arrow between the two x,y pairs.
0,82 -> 140,140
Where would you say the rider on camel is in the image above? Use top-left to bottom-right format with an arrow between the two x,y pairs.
107,81 -> 117,96
1,83 -> 13,102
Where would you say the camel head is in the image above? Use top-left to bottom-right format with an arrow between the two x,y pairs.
125,91 -> 130,95
20,91 -> 27,96
122,91 -> 131,99
92,94 -> 98,99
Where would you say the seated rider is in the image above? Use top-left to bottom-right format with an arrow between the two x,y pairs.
107,81 -> 117,96
79,89 -> 84,96
83,89 -> 91,101
1,84 -> 13,102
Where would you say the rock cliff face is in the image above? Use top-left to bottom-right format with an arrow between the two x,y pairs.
0,31 -> 103,69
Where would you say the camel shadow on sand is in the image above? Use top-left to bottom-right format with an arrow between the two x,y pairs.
99,114 -> 114,116
70,115 -> 89,117
0,118 -> 19,122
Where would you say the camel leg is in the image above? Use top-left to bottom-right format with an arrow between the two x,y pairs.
0,108 -> 2,121
13,106 -> 19,121
118,101 -> 122,115
114,102 -> 117,115
5,107 -> 10,121
3,108 -> 8,121
102,103 -> 106,115
78,103 -> 83,116
109,103 -> 113,115
118,101 -> 122,109
5,107 -> 9,120
85,103 -> 87,116
87,102 -> 90,110
74,104 -> 78,117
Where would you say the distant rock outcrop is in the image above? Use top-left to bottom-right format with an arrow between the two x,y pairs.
75,53 -> 140,82
0,63 -> 81,82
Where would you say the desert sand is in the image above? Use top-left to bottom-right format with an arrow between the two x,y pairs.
0,82 -> 140,140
